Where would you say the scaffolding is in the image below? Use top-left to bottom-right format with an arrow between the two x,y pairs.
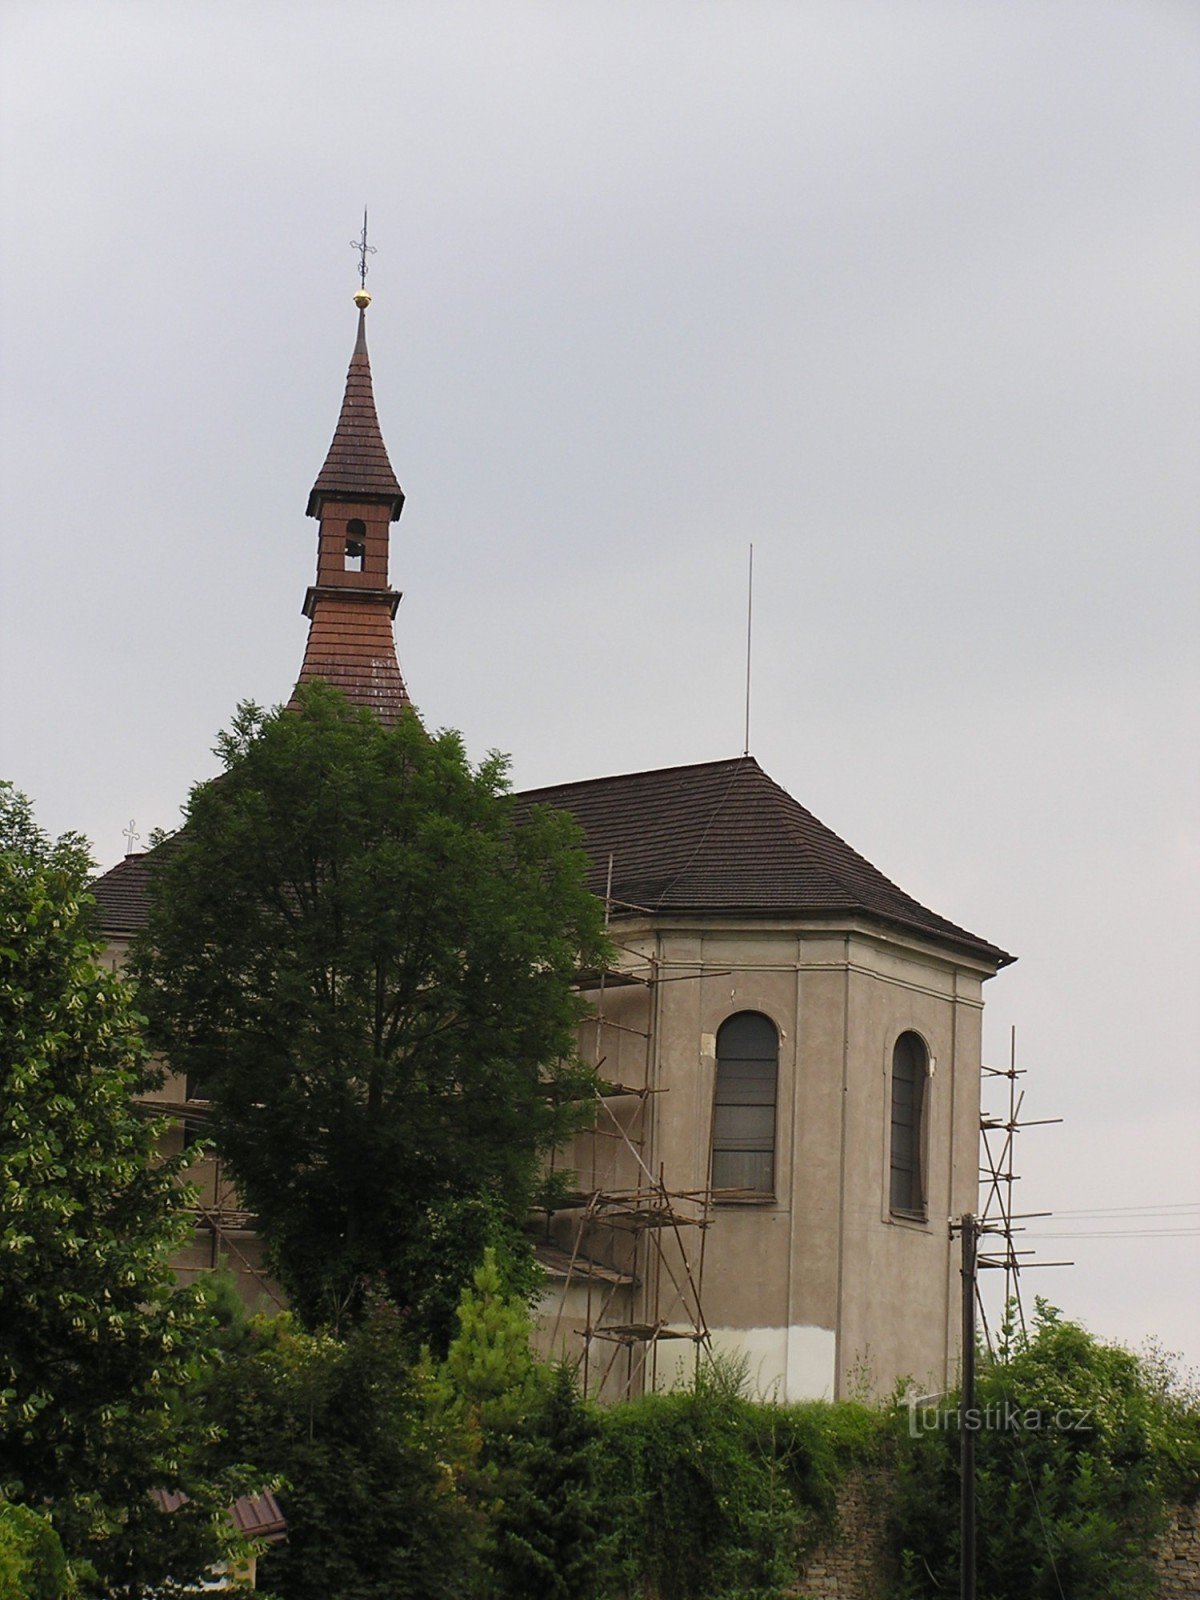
975,1026 -> 1067,1346
540,942 -> 715,1401
134,1096 -> 285,1307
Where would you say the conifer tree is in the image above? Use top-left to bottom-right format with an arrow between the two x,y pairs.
443,1248 -> 540,1416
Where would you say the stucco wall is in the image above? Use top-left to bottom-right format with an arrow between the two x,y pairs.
548,917 -> 994,1402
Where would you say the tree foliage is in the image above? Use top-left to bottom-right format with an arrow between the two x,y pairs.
0,1503 -> 73,1600
204,1306 -> 476,1600
891,1301 -> 1200,1600
0,784 -> 257,1595
484,1362 -> 603,1600
133,686 -> 608,1343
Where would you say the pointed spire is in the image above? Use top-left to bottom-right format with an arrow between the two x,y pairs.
290,292 -> 415,725
306,304 -> 404,520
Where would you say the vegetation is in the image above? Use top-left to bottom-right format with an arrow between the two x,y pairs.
599,1375 -> 882,1600
891,1301 -> 1200,1600
204,1304 -> 475,1600
7,719 -> 1198,1598
0,1503 -> 73,1600
0,785 -> 257,1595
132,685 -> 609,1345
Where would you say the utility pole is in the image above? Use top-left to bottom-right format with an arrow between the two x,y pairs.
960,1212 -> 978,1600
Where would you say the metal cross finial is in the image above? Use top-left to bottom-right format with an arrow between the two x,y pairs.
351,208 -> 376,289
123,819 -> 141,856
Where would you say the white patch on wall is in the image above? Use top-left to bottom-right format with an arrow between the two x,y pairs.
700,1032 -> 716,1058
652,1325 -> 836,1402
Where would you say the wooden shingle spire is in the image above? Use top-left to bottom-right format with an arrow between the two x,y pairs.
290,293 -> 414,723
305,303 -> 404,521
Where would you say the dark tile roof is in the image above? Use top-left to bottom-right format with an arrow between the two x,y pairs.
93,758 -> 1012,968
519,756 -> 1012,967
92,851 -> 154,935
151,1487 -> 286,1544
307,310 -> 404,519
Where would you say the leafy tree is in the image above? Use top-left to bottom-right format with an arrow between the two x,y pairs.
0,1503 -> 73,1600
132,685 -> 608,1343
204,1306 -> 476,1600
0,785 -> 258,1595
891,1301 -> 1200,1600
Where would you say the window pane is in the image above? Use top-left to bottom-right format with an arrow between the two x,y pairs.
714,1103 -> 774,1146
717,1012 -> 776,1056
890,1031 -> 926,1215
714,1059 -> 776,1104
712,1148 -> 773,1193
712,1011 -> 778,1195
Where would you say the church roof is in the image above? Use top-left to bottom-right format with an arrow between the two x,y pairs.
93,757 -> 1011,967
519,756 -> 1012,967
92,851 -> 155,935
306,309 -> 404,519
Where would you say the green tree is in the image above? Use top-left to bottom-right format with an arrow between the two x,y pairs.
891,1301 -> 1200,1600
442,1248 -> 541,1418
0,1503 -> 73,1600
205,1306 -> 476,1600
483,1362 -> 603,1600
132,685 -> 608,1344
0,785 -> 257,1595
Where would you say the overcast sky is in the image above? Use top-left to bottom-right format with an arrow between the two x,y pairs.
2,1 -> 1197,1372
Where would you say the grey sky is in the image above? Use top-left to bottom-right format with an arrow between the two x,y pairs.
3,1 -> 1197,1369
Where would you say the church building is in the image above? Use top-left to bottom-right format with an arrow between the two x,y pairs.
93,293 -> 1013,1404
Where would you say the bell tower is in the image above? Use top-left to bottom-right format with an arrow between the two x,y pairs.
290,288 -> 413,723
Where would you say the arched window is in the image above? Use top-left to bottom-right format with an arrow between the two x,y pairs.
344,518 -> 367,571
890,1032 -> 927,1217
711,1012 -> 778,1196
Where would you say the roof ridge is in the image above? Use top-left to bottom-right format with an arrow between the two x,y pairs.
756,766 -> 900,903
521,753 -> 754,798
757,767 -> 987,943
649,755 -> 754,910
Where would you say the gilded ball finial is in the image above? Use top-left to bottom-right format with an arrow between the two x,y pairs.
353,288 -> 372,310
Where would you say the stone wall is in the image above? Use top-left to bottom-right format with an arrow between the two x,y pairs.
1154,1499 -> 1200,1599
792,1472 -> 1199,1600
793,1470 -> 891,1600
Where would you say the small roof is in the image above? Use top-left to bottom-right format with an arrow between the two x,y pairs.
306,309 -> 404,520
151,1487 -> 287,1545
519,755 -> 1012,967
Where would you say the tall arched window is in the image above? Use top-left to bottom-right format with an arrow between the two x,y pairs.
711,1012 -> 778,1196
890,1031 -> 927,1217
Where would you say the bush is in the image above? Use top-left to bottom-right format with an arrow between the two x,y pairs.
595,1372 -> 884,1600
0,1504 -> 72,1600
891,1302 -> 1200,1600
206,1305 -> 475,1600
